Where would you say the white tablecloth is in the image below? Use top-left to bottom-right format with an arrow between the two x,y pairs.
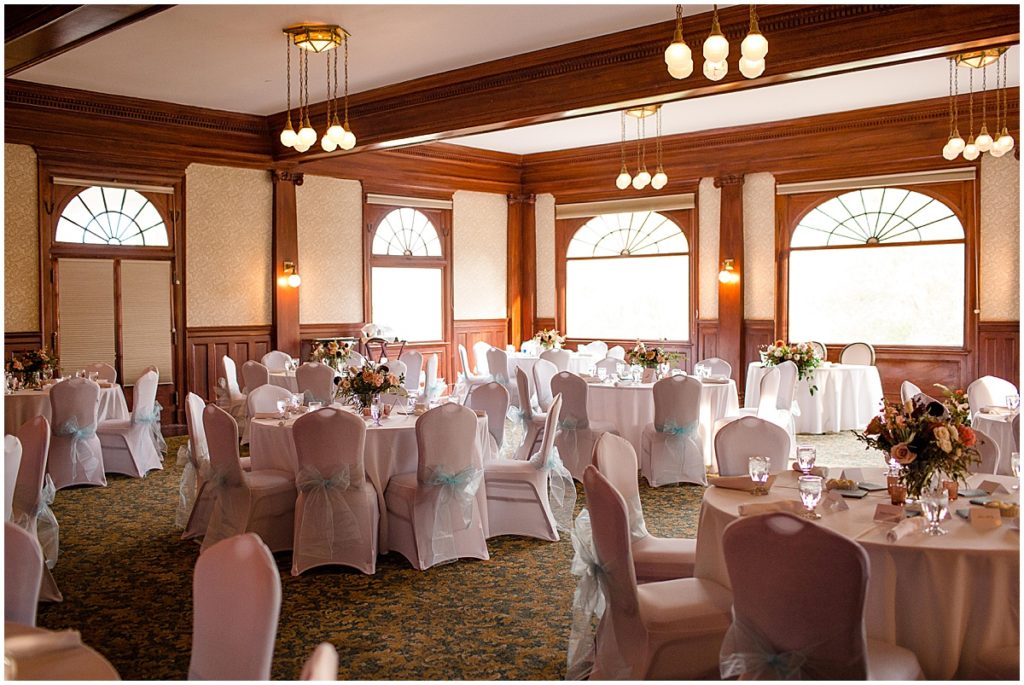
4,622 -> 121,680
249,406 -> 496,549
587,379 -> 739,467
745,362 -> 884,434
695,471 -> 1020,679
4,385 -> 130,435
973,412 -> 1018,475
268,372 -> 299,393
507,352 -> 595,393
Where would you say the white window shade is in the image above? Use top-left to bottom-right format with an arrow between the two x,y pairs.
57,259 -> 116,375
371,267 -> 443,341
120,260 -> 173,384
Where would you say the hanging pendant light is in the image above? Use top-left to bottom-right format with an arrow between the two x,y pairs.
993,52 -> 1015,155
739,4 -> 767,79
632,115 -> 651,189
278,23 -> 352,153
702,5 -> 729,81
650,107 -> 668,189
338,39 -> 357,150
615,112 -> 633,189
664,5 -> 693,80
975,62 -> 994,152
961,68 -> 980,161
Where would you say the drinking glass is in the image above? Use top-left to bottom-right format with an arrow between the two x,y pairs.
631,365 -> 642,382
307,401 -> 322,412
921,486 -> 949,536
796,445 -> 817,476
597,367 -> 607,382
87,371 -> 98,381
291,393 -> 304,409
748,456 -> 770,496
798,475 -> 823,519
275,399 -> 286,417
1006,395 -> 1021,411
1011,451 -> 1020,491
370,395 -> 382,426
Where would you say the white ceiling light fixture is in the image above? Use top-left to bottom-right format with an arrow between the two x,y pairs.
943,48 -> 1013,161
992,51 -> 1015,156
615,105 -> 669,192
664,5 -> 694,80
702,5 -> 729,82
739,4 -> 768,79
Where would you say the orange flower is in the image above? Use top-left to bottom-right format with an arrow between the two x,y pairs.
957,424 -> 976,447
865,416 -> 883,435
890,443 -> 916,465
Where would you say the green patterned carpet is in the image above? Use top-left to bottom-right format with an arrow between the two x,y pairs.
36,435 -> 705,680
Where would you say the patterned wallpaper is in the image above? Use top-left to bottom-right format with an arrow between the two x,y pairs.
743,173 -> 777,319
297,175 -> 363,324
453,190 -> 507,319
4,144 -> 39,331
698,178 -> 720,320
185,164 -> 272,327
980,155 -> 1020,321
535,193 -> 556,318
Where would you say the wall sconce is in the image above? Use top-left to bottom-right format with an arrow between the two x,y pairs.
718,259 -> 739,284
278,260 -> 302,288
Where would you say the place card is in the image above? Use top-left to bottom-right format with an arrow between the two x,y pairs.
821,490 -> 849,512
841,468 -> 865,482
873,503 -> 905,523
970,507 -> 1003,530
979,480 -> 1010,495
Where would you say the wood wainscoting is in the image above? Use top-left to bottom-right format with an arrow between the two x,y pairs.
4,331 -> 43,360
978,321 -> 1020,385
186,325 -> 273,401
453,318 -> 508,375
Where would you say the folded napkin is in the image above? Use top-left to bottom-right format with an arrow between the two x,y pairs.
790,462 -> 829,478
701,376 -> 729,384
5,630 -> 82,658
737,499 -> 803,517
253,411 -> 284,420
979,406 -> 1014,415
710,474 -> 778,492
886,517 -> 925,543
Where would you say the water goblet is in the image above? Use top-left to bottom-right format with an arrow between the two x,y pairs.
307,401 -> 322,412
1011,451 -> 1020,491
798,475 -> 823,519
921,486 -> 949,536
275,399 -> 287,418
597,367 -> 607,383
1006,395 -> 1021,411
370,396 -> 383,426
748,456 -> 770,496
796,445 -> 817,476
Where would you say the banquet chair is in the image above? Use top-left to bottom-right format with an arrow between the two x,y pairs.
458,344 -> 491,393
514,367 -> 548,461
384,403 -> 489,570
973,428 -> 1002,475
216,355 -> 247,429
840,341 -> 876,365
484,395 -> 567,541
399,350 -> 423,395
640,375 -> 707,487
532,358 -> 558,412
550,371 -> 619,480
301,642 -> 339,680
694,357 -> 732,379
5,521 -> 43,626
1013,413 -> 1020,453
243,384 -> 295,444
467,382 -> 509,450
607,345 -> 626,361
200,405 -> 295,553
594,357 -> 622,377
539,348 -> 571,372
714,416 -> 790,476
261,350 -> 292,373
900,380 -> 923,404
296,362 -> 337,406
84,362 -> 117,383
346,350 -> 366,369
472,341 -> 492,376
189,533 -> 282,680
967,375 -> 1019,417
423,353 -> 441,399
291,408 -> 379,576
720,512 -> 923,679
521,339 -> 540,356
47,378 -> 106,490
181,393 -> 213,537
809,341 -> 828,360
12,416 -> 61,602
595,433 -> 696,582
5,435 -> 21,520
486,347 -> 519,407
97,369 -> 164,479
387,358 -> 408,383
241,360 -> 270,394
581,466 -> 733,679
585,340 -> 609,359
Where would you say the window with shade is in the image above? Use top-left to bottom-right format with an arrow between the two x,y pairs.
367,207 -> 447,342
787,187 -> 966,346
564,211 -> 690,340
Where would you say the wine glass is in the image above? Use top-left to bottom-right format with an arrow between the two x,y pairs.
370,395 -> 382,426
274,399 -> 286,418
1006,395 -> 1021,411
798,475 -> 823,519
796,445 -> 817,476
921,485 -> 949,536
307,401 -> 322,412
748,456 -> 770,496
597,367 -> 607,383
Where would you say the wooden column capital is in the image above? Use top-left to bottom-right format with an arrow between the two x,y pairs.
714,174 -> 745,188
271,170 -> 304,186
508,192 -> 536,205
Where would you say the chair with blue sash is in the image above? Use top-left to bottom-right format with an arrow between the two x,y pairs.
12,415 -> 62,602
640,375 -> 706,487
486,347 -> 519,408
97,369 -> 164,479
513,367 -> 548,460
550,371 -> 618,481
46,378 -> 105,490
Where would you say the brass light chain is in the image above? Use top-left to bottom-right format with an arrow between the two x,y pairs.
285,33 -> 292,126
343,37 -> 350,128
620,111 -> 628,168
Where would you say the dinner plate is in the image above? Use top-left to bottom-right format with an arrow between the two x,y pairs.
832,488 -> 868,499
858,482 -> 888,492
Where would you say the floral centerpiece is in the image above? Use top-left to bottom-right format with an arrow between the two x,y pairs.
310,340 -> 352,372
5,349 -> 60,387
760,340 -> 822,395
624,341 -> 682,369
533,329 -> 565,351
934,383 -> 971,426
337,362 -> 407,411
856,394 -> 980,499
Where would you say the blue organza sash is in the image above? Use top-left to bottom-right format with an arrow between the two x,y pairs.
54,417 -> 100,482
425,464 -> 483,566
296,465 -> 363,560
528,446 -> 575,534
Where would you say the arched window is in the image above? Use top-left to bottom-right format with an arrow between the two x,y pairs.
565,211 -> 690,340
371,207 -> 442,256
55,186 -> 169,246
788,187 -> 965,346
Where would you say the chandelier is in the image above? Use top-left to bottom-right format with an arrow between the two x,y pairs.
615,105 -> 668,191
942,48 -> 1014,160
665,4 -> 767,82
278,24 -> 356,153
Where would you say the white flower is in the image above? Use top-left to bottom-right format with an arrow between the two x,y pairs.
774,349 -> 784,358
794,354 -> 801,361
784,354 -> 792,360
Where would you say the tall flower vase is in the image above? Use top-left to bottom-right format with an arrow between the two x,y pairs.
641,367 -> 657,383
357,394 -> 376,415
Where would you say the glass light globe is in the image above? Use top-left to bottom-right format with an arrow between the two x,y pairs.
327,122 -> 345,144
941,143 -> 957,161
741,31 -> 768,60
739,56 -> 764,79
975,126 -> 993,152
703,59 -> 728,81
279,125 -> 298,148
668,62 -> 693,79
703,32 -> 729,63
962,138 -> 980,161
632,170 -> 651,190
320,134 -> 338,152
615,170 -> 632,190
948,132 -> 965,154
995,129 -> 1015,153
665,42 -> 693,80
297,125 -> 317,147
651,170 -> 668,190
339,128 -> 357,150
287,273 -> 302,288
294,140 -> 311,153
990,146 -> 1007,158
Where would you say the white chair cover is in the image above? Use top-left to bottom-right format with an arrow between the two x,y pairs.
179,393 -> 213,534
12,416 -> 61,602
467,382 -> 509,450
384,403 -> 489,570
472,341 -> 492,376
1013,413 -> 1021,453
5,434 -> 22,520
296,362 -> 336,406
46,378 -> 105,490
595,432 -> 696,582
399,351 -> 423,394
301,642 -> 339,680
97,370 -> 164,479
967,375 -> 1020,417
216,356 -> 247,431
973,428 -> 1002,474
513,367 -> 547,461
486,347 -> 518,407
606,345 -> 626,361
247,384 -> 295,417
550,371 -> 619,480
540,348 -> 571,372
754,366 -> 781,418
593,357 -> 622,377
189,533 -> 282,680
695,357 -> 732,380
347,350 -> 366,369
261,350 -> 292,373
241,360 -> 270,394
291,408 -> 379,575
900,380 -> 923,404
84,362 -> 117,383
532,358 -> 558,412
714,416 -> 791,476
424,353 -> 441,400
5,521 -> 43,626
585,341 -> 609,359
839,342 -> 876,366
640,375 -> 706,487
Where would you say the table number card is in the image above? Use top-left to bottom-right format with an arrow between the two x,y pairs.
970,507 -> 1003,530
978,480 -> 1010,495
873,503 -> 904,523
822,490 -> 849,513
842,468 -> 865,482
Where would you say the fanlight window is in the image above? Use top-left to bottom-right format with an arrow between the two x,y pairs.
55,186 -> 169,246
790,188 -> 964,247
371,208 -> 442,257
567,211 -> 688,257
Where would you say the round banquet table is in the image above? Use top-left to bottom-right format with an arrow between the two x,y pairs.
745,362 -> 884,434
506,352 -> 595,393
4,385 -> 130,435
973,411 -> 1018,476
268,371 -> 299,393
248,405 -> 496,549
694,471 -> 1020,679
587,378 -> 739,467
4,622 -> 120,680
